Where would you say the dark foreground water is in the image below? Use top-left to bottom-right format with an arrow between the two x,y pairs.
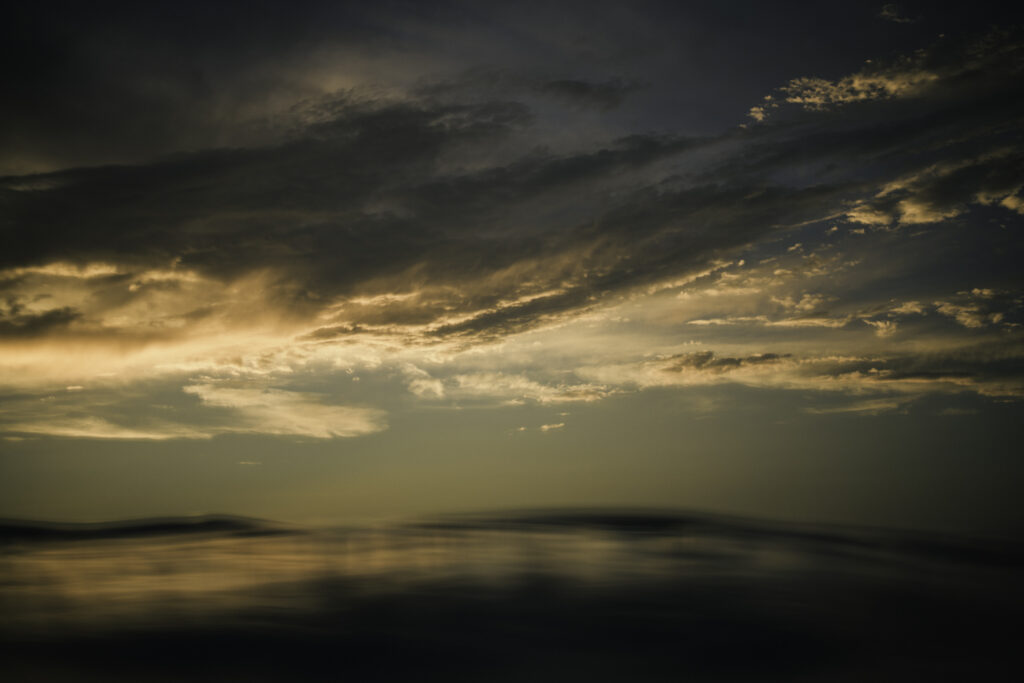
1,509 -> 1021,681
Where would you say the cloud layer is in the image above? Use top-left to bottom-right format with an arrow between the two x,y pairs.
2,4 -> 1023,440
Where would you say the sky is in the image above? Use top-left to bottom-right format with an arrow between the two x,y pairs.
2,1 -> 1023,537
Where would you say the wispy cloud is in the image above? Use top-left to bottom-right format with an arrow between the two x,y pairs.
182,385 -> 386,439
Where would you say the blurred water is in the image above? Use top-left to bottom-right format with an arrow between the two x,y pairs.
2,510 -> 1021,681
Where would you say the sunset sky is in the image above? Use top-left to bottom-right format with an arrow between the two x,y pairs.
2,1 -> 1023,537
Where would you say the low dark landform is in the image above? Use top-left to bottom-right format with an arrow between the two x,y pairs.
2,509 -> 1021,681
0,514 -> 296,543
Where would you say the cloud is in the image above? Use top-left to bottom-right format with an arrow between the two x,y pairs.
779,70 -> 938,110
534,78 -> 642,110
844,150 -> 1024,228
805,397 -> 909,415
6,417 -> 210,440
451,373 -> 610,405
182,384 -> 386,439
864,320 -> 899,337
890,301 -> 927,315
804,346 -> 1024,398
0,306 -> 81,338
2,14 -> 1023,441
746,28 -> 1024,140
687,316 -> 852,329
6,28 -> 1021,359
422,69 -> 643,111
576,335 -> 1024,402
2,382 -> 387,441
934,289 -> 1021,329
403,365 -> 446,398
662,351 -> 789,374
878,4 -> 920,24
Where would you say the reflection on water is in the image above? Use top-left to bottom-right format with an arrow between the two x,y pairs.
1,510 -> 1022,681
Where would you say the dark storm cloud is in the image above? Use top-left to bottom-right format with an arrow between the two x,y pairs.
420,69 -> 643,110
2,7 -> 1023,352
663,352 -> 790,373
430,289 -> 597,340
1,118 -> 722,349
4,87 -> 793,341
808,340 -> 1024,396
534,78 -> 642,110
1,97 -> 535,276
412,179 -> 856,339
4,66 -> 1020,346
0,305 -> 80,339
4,0 -> 1023,174
0,0 -> 457,174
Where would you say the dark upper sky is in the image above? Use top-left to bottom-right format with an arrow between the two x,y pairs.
2,1 -> 1023,537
